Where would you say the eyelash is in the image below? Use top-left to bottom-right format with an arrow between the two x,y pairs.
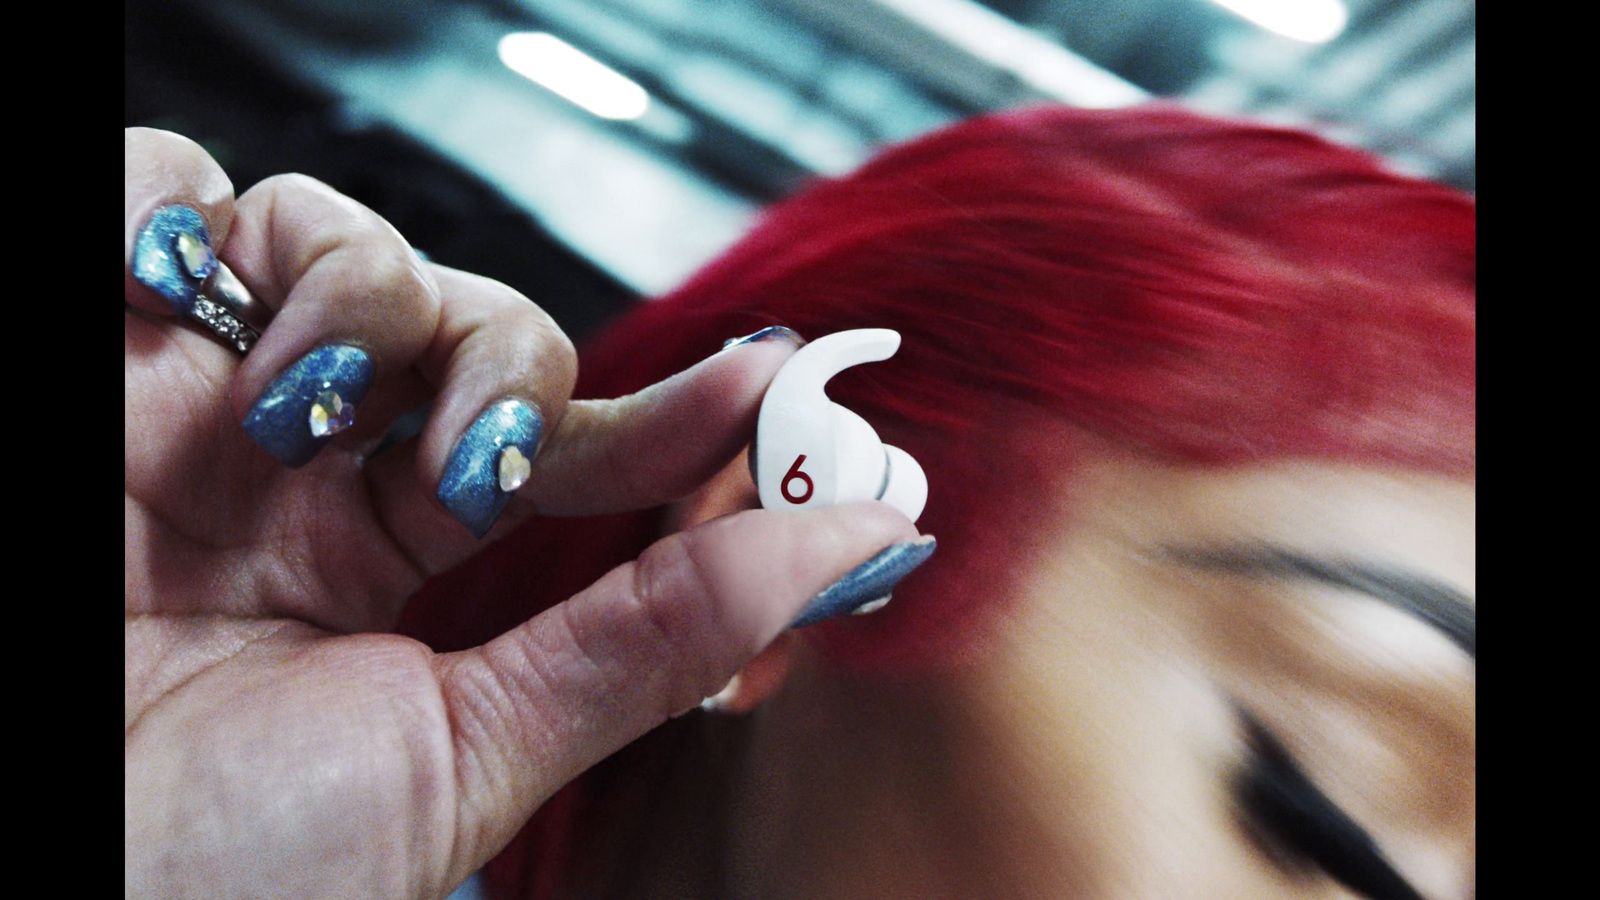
1233,711 -> 1426,900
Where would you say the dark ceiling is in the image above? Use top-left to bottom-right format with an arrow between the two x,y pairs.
127,0 -> 1473,343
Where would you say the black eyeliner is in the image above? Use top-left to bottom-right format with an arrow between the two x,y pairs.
1234,711 -> 1426,900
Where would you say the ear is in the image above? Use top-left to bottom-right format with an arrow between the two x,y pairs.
669,447 -> 798,713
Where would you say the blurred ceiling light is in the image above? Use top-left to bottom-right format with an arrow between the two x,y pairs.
869,0 -> 1147,108
498,32 -> 650,120
1205,0 -> 1348,43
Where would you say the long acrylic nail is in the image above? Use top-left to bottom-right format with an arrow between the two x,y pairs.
437,399 -> 543,538
131,205 -> 218,314
241,345 -> 374,467
791,536 -> 936,628
722,326 -> 803,351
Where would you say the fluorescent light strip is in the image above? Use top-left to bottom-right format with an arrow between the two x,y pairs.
1205,0 -> 1349,44
868,0 -> 1148,108
498,32 -> 650,120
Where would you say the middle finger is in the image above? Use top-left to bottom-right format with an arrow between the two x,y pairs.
226,173 -> 441,467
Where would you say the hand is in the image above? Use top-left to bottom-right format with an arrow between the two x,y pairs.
124,128 -> 920,898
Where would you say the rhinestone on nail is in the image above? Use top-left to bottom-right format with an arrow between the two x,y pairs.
852,595 -> 892,615
308,389 -> 356,437
498,445 -> 532,492
174,231 -> 216,279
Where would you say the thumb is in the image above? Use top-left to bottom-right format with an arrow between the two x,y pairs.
431,501 -> 930,877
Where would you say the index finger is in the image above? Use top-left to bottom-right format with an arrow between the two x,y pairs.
125,128 -> 236,319
363,325 -> 803,571
517,327 -> 806,517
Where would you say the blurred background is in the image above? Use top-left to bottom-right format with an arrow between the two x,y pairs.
126,4 -> 1472,895
126,0 -> 1475,346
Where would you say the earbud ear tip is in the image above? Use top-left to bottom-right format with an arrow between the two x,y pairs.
879,444 -> 927,523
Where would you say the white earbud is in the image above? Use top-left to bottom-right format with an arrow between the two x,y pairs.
754,329 -> 927,523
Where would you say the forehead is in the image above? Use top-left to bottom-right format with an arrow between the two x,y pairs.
990,456 -> 1477,689
1073,460 -> 1475,598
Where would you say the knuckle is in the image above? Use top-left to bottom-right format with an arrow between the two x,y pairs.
255,174 -> 426,279
622,534 -> 738,713
252,172 -> 341,210
450,290 -> 578,403
126,127 -> 223,177
365,238 -> 437,306
466,287 -> 579,412
125,128 -> 236,232
481,279 -> 573,364
524,313 -> 579,399
324,233 -> 439,325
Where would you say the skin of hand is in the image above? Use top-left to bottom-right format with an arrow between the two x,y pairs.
124,128 -> 918,898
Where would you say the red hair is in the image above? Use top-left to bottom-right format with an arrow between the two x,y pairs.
399,104 -> 1474,894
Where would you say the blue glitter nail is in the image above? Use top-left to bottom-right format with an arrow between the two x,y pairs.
241,345 -> 374,468
437,399 -> 543,538
131,205 -> 218,314
791,536 -> 937,628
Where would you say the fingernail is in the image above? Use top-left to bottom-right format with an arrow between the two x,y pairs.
791,536 -> 936,628
241,345 -> 374,467
131,205 -> 218,314
722,326 -> 803,351
699,673 -> 742,713
437,399 -> 543,539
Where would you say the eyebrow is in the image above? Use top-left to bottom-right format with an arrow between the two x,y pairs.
1169,547 -> 1475,659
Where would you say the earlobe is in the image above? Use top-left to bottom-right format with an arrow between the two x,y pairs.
701,633 -> 795,714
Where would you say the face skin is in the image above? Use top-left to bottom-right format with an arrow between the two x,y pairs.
661,452 -> 1473,900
